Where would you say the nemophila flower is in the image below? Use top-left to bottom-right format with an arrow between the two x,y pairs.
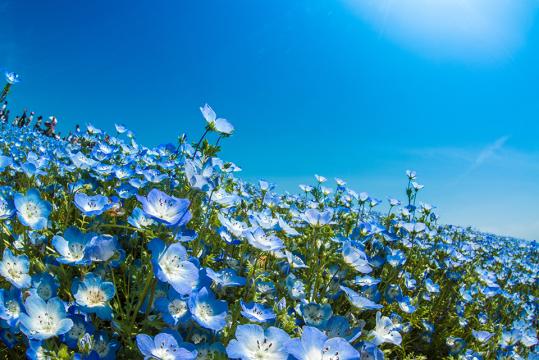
155,287 -> 191,326
243,227 -> 284,252
325,316 -> 363,342
19,295 -> 73,340
13,189 -> 51,230
354,275 -> 381,287
136,332 -> 197,360
86,233 -> 122,263
74,193 -> 111,216
188,287 -> 228,331
51,227 -> 93,266
0,193 -> 14,220
31,273 -> 59,300
91,330 -> 120,360
369,312 -> 402,346
424,278 -> 440,294
62,314 -> 94,349
0,287 -> 23,327
286,274 -> 306,300
200,103 -> 234,135
340,286 -> 383,311
240,301 -> 276,323
286,326 -> 360,360
4,71 -> 20,84
197,342 -> 227,360
206,267 -> 246,288
0,248 -> 31,289
472,330 -> 494,343
397,296 -> 416,314
300,303 -> 333,328
137,189 -> 192,227
218,213 -> 249,238
342,242 -> 372,274
128,207 -> 157,228
285,250 -> 308,269
149,238 -> 199,295
303,208 -> 333,227
72,273 -> 115,320
226,324 -> 290,360
386,247 -> 406,267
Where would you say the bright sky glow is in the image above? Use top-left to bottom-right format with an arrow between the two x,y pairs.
345,0 -> 538,61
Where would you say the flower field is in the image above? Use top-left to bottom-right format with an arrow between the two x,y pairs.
0,104 -> 537,359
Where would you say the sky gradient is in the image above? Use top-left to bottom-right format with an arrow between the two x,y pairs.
1,0 -> 538,240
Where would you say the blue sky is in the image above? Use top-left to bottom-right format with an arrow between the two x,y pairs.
1,0 -> 538,240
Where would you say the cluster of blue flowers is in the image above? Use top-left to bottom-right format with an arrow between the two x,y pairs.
0,102 -> 537,359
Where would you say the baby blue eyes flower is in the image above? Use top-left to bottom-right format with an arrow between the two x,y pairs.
303,209 -> 333,227
472,330 -> 494,343
155,287 -> 191,326
240,301 -> 276,323
188,287 -> 228,331
0,248 -> 31,289
424,278 -> 440,294
206,267 -> 246,288
226,324 -> 290,360
200,103 -> 235,135
369,311 -> 402,346
243,227 -> 284,252
149,238 -> 199,295
19,294 -> 73,340
0,193 -> 15,220
72,273 -> 115,320
0,287 -> 23,327
342,242 -> 372,274
300,303 -> 333,328
74,193 -> 112,216
136,332 -> 197,360
137,189 -> 192,227
51,226 -> 92,265
4,71 -> 20,84
31,273 -> 59,301
340,286 -> 383,311
286,326 -> 360,360
13,189 -> 51,230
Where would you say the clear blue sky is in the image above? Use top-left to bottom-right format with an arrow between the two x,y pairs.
1,0 -> 538,240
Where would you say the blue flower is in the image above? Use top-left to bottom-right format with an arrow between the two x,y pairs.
286,326 -> 360,360
0,248 -> 31,288
91,330 -> 120,360
303,209 -> 333,227
0,193 -> 15,220
155,287 -> 191,326
0,287 -> 23,327
340,285 -> 382,311
74,193 -> 111,216
128,207 -> 157,229
31,272 -> 59,300
149,238 -> 199,295
369,311 -> 402,346
325,316 -> 363,342
136,332 -> 197,360
240,301 -> 276,323
19,295 -> 73,340
200,103 -> 234,135
72,273 -> 115,320
226,324 -> 290,360
4,71 -> 20,84
13,189 -> 51,230
61,313 -> 95,349
188,287 -> 228,331
51,227 -> 93,265
299,303 -> 333,328
137,189 -> 192,227
243,227 -> 284,252
472,330 -> 494,343
206,267 -> 246,288
342,242 -> 372,274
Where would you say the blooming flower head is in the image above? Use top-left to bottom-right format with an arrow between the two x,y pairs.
226,324 -> 290,360
74,193 -> 112,216
342,242 -> 372,274
206,267 -> 246,288
137,189 -> 192,227
200,103 -> 234,135
136,332 -> 197,360
0,192 -> 15,220
286,326 -> 360,360
155,287 -> 191,326
19,295 -> 73,340
149,238 -> 199,295
0,248 -> 31,289
188,287 -> 228,331
300,303 -> 333,328
72,272 -> 115,320
51,226 -> 93,265
13,189 -> 51,230
31,272 -> 60,301
240,301 -> 276,323
4,71 -> 20,84
369,311 -> 402,346
243,227 -> 284,252
0,287 -> 23,327
303,209 -> 333,227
